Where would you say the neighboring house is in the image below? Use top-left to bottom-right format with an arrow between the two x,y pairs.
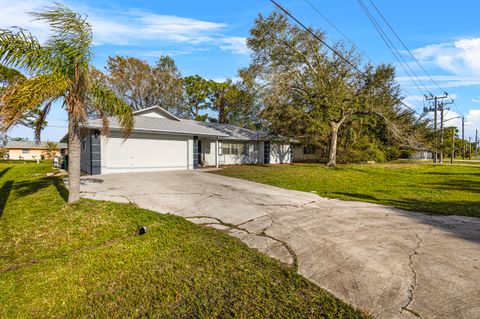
409,150 -> 433,160
63,106 -> 293,175
4,141 -> 67,160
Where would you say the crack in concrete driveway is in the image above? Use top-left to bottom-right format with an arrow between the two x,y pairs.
80,170 -> 480,319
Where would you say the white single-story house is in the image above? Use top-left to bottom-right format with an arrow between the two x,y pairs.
66,106 -> 293,175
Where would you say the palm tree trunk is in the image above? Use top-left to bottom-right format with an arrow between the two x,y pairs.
326,122 -> 340,168
67,113 -> 81,203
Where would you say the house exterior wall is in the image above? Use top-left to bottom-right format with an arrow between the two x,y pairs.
201,139 -> 217,166
222,141 -> 260,165
292,145 -> 323,162
8,148 -> 61,160
81,129 -> 92,174
80,129 -> 102,174
100,131 -> 191,174
199,140 -> 291,166
269,143 -> 292,164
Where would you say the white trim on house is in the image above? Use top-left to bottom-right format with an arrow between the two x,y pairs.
132,106 -> 182,121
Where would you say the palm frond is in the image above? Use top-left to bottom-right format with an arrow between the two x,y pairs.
32,3 -> 93,69
0,29 -> 54,74
0,73 -> 68,131
88,81 -> 134,136
34,99 -> 58,142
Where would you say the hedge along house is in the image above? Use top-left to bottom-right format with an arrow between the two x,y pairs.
62,106 -> 293,175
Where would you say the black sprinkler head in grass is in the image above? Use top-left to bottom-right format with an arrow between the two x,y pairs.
138,226 -> 147,235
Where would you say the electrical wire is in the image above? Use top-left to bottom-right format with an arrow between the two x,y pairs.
366,0 -> 446,95
269,0 -> 423,117
357,0 -> 431,96
302,0 -> 425,109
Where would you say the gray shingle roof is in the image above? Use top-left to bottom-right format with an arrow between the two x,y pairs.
85,105 -> 293,141
86,116 -> 230,138
196,122 -> 260,140
5,141 -> 67,149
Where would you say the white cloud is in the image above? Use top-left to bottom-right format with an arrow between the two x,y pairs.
397,74 -> 480,89
412,38 -> 480,78
465,109 -> 480,138
219,37 -> 249,54
472,97 -> 480,103
434,109 -> 480,140
0,0 -> 248,54
0,0 -> 51,42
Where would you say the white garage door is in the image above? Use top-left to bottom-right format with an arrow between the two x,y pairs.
102,132 -> 189,174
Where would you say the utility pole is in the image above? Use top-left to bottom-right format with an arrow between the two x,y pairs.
451,127 -> 455,164
440,103 -> 444,163
424,93 -> 450,163
461,116 -> 465,159
476,129 -> 479,158
469,137 -> 472,159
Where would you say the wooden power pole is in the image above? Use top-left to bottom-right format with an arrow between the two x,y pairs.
424,93 -> 450,163
451,127 -> 455,164
461,116 -> 465,159
476,129 -> 479,158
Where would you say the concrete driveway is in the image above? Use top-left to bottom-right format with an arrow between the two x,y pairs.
81,170 -> 480,319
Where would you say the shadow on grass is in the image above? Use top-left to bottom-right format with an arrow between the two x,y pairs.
0,180 -> 14,218
423,171 -> 480,177
0,167 -> 11,179
52,178 -> 68,202
423,180 -> 480,193
333,192 -> 378,201
13,177 -> 69,203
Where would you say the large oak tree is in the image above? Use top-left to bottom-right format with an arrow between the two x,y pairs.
245,12 -> 417,166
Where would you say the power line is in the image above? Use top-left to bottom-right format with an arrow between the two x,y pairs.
366,0 -> 446,95
270,0 -> 367,77
302,0 -> 374,62
357,0 -> 431,96
269,0 -> 423,117
302,0 -> 425,109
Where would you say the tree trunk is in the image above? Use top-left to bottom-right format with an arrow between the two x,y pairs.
327,122 -> 340,168
67,113 -> 81,203
218,103 -> 226,124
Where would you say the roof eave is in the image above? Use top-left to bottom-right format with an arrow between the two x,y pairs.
85,125 -> 230,138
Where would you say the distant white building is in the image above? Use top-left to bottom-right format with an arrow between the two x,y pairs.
409,150 -> 433,160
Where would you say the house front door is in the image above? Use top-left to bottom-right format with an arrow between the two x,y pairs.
197,140 -> 202,167
193,136 -> 199,169
264,141 -> 270,164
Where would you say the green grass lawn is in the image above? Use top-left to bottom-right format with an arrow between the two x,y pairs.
214,163 -> 480,218
0,162 -> 367,318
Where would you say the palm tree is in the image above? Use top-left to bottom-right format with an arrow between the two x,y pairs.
0,4 -> 133,203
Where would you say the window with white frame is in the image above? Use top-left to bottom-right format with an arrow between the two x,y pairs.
221,142 -> 248,155
22,149 -> 30,154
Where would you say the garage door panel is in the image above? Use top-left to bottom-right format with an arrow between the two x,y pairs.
104,133 -> 188,171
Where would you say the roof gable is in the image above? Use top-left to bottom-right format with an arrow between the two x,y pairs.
133,106 -> 181,121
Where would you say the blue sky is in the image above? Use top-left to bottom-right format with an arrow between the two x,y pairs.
2,0 -> 479,141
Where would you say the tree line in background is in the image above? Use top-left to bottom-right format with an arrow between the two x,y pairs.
90,12 -> 434,166
92,55 -> 260,129
1,5 -> 472,175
